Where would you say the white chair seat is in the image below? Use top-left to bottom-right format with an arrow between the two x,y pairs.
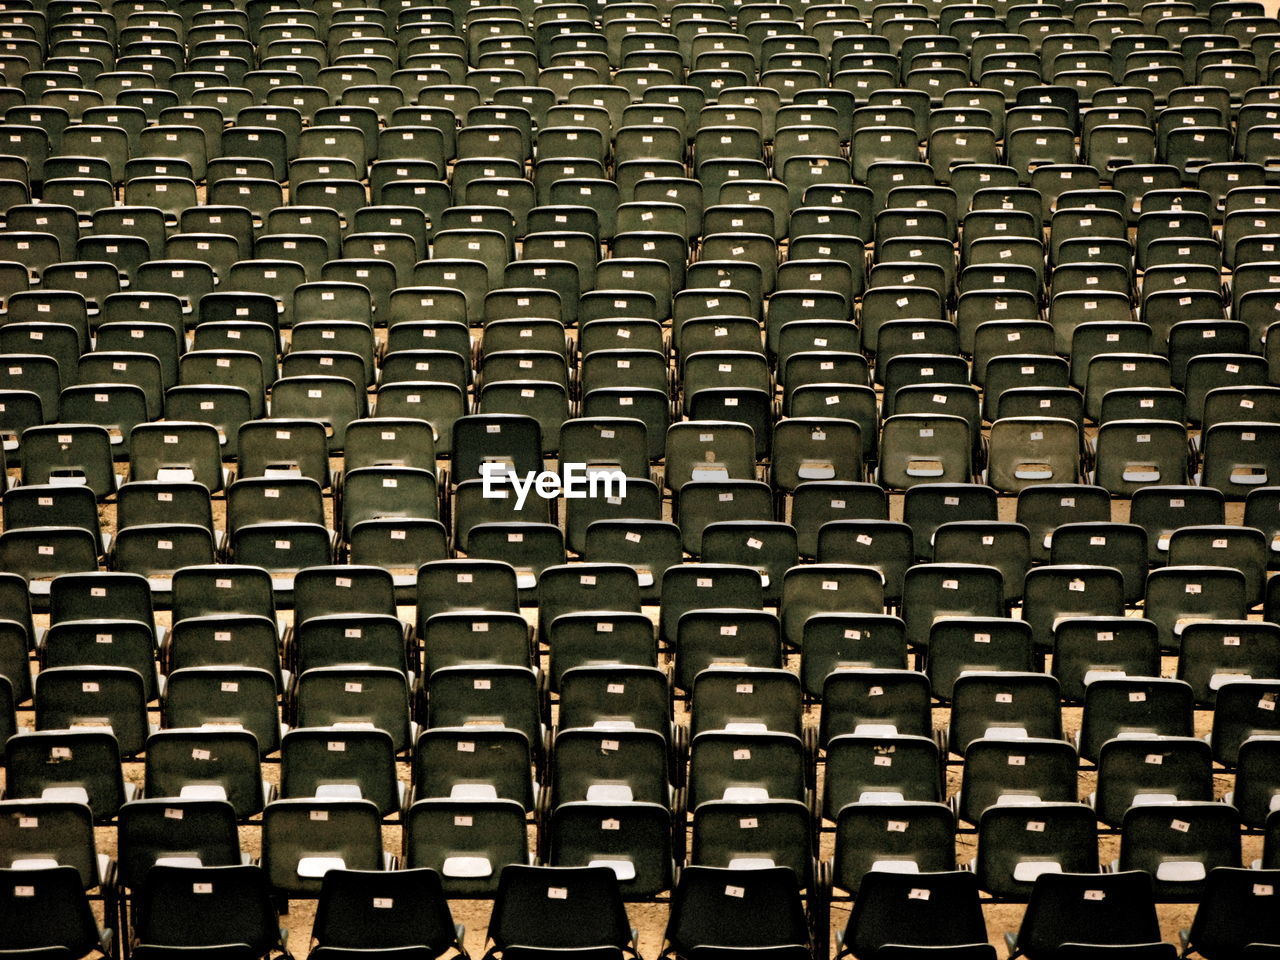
297,856 -> 346,878
586,784 -> 634,803
1013,861 -> 1062,882
1156,861 -> 1205,882
443,856 -> 493,878
590,859 -> 636,881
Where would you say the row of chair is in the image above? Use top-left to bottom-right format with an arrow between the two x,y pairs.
6,857 -> 1280,959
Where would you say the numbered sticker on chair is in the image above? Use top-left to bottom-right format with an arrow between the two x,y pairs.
547,887 -> 568,900
724,885 -> 745,898
908,888 -> 931,900
601,819 -> 621,831
1007,755 -> 1026,766
1171,819 -> 1190,832
1084,889 -> 1105,901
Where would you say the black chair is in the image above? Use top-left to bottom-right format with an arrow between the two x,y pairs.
1008,872 -> 1162,960
481,866 -> 639,960
310,869 -> 467,959
661,867 -> 812,960
838,871 -> 986,959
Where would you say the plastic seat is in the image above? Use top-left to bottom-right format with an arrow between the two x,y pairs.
1008,871 -> 1163,960
4,729 -> 134,822
974,803 -> 1099,901
839,871 -> 987,959
482,866 -> 639,960
1117,801 -> 1241,901
0,866 -> 112,959
956,737 -> 1079,826
662,866 -> 811,959
546,801 -> 674,898
131,865 -> 285,956
142,728 -> 266,820
261,797 -> 386,898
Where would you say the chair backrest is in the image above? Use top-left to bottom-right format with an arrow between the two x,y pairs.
133,864 -> 279,955
842,870 -> 988,957
665,865 -> 811,955
312,868 -> 460,954
0,865 -> 101,956
488,865 -> 634,952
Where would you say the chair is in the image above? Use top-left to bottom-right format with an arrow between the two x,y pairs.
1210,679 -> 1280,767
1117,802 -> 1241,901
974,803 -> 1099,901
1181,867 -> 1280,959
291,666 -> 413,753
838,871 -> 987,959
35,666 -> 151,756
143,729 -> 268,821
310,868 -> 466,958
1130,485 -> 1225,563
0,866 -> 112,959
116,797 -> 240,894
1050,523 -> 1149,606
1016,484 -> 1111,562
163,667 -> 281,757
1167,525 -> 1268,606
261,798 -> 386,899
689,797 -> 815,889
482,866 -> 639,960
987,418 -> 1082,494
945,671 -> 1061,752
687,729 -> 807,808
1077,676 -> 1194,762
1093,735 -> 1212,828
830,800 -> 955,896
1201,423 -> 1280,499
1008,872 -> 1163,960
819,668 -> 930,743
131,864 -> 286,957
4,730 -> 134,823
1092,419 -> 1192,496
901,563 -> 1005,653
661,866 -> 811,960
824,733 -> 943,811
0,798 -> 108,896
1145,566 -> 1250,655
1022,565 -> 1126,655
956,738 -> 1079,826
1179,617 -> 1280,705
546,801 -> 675,899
